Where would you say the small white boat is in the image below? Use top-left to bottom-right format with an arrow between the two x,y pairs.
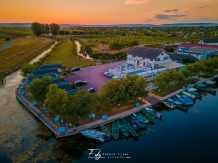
205,80 -> 216,85
187,88 -> 197,92
182,92 -> 196,99
163,101 -> 175,109
81,129 -> 109,142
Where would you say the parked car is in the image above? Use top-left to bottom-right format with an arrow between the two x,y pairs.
75,80 -> 87,86
88,87 -> 95,93
137,97 -> 147,104
104,72 -> 113,78
71,67 -> 80,72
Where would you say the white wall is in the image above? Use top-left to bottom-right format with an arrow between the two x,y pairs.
127,54 -> 154,69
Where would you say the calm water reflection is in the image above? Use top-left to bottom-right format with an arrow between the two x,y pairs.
1,69 -> 218,163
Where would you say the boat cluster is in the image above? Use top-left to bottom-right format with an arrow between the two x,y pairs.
163,82 -> 216,111
80,108 -> 161,142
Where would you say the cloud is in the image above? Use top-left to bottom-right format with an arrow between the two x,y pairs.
145,19 -> 153,22
124,0 -> 150,5
154,14 -> 186,20
164,9 -> 179,12
197,6 -> 209,9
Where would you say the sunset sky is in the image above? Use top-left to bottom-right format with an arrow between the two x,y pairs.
0,0 -> 218,24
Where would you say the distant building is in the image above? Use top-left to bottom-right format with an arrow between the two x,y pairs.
199,38 -> 218,45
174,31 -> 182,37
127,46 -> 184,71
173,43 -> 218,61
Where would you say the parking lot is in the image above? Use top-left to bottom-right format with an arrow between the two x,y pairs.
64,61 -> 125,92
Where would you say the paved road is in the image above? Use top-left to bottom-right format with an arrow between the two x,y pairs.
0,40 -> 15,51
65,61 -> 125,92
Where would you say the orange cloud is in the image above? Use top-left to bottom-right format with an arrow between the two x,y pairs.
125,0 -> 150,5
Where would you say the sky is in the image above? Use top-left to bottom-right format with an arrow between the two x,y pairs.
0,0 -> 218,25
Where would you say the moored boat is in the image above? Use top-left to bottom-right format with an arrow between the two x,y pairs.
173,95 -> 190,106
195,85 -> 216,95
121,119 -> 139,137
167,99 -> 188,111
181,95 -> 194,105
163,101 -> 175,109
133,113 -> 149,124
181,92 -> 196,100
188,91 -> 202,99
81,129 -> 109,142
187,87 -> 198,92
131,116 -> 146,128
100,125 -> 111,138
126,117 -> 141,130
205,80 -> 216,85
112,120 -> 119,140
117,120 -> 129,138
145,107 -> 161,119
141,109 -> 155,123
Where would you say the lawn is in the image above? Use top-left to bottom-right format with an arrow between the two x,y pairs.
0,27 -> 33,40
0,37 -> 54,79
44,38 -> 95,69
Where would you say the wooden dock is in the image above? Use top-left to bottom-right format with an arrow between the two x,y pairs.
16,81 -> 151,138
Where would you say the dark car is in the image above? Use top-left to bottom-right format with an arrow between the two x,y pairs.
88,87 -> 95,93
75,80 -> 87,86
104,72 -> 113,78
71,67 -> 80,72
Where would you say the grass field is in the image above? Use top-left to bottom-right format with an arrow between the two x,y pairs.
0,37 -> 54,78
44,38 -> 95,68
0,27 -> 33,40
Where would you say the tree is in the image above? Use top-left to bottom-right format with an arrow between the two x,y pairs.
69,89 -> 98,116
21,64 -> 34,77
99,75 -> 148,105
29,76 -> 52,102
44,84 -> 68,117
50,23 -> 60,35
80,45 -> 93,58
31,22 -> 43,36
5,38 -> 10,41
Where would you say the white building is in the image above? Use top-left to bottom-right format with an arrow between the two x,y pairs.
127,46 -> 171,69
199,38 -> 218,45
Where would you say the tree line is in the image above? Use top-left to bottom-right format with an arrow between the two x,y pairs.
31,22 -> 60,36
153,57 -> 218,92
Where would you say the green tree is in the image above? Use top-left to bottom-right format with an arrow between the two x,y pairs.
44,84 -> 68,117
31,22 -> 43,36
69,89 -> 98,116
21,63 -> 34,77
29,76 -> 52,102
50,23 -> 60,35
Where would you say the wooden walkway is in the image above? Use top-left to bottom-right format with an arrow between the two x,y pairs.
16,81 -> 151,138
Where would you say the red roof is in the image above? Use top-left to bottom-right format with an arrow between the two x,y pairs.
180,43 -> 218,49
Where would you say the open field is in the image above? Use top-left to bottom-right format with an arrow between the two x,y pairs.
0,37 -> 54,78
44,38 -> 95,68
0,27 -> 33,40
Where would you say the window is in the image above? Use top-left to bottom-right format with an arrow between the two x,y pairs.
164,57 -> 168,60
155,58 -> 160,61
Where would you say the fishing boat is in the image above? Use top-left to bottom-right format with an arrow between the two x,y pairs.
138,112 -> 154,124
195,85 -> 216,95
188,91 -> 202,99
121,119 -> 139,137
81,129 -> 110,142
133,113 -> 149,124
131,116 -> 146,128
187,87 -> 198,92
141,109 -> 155,123
112,120 -> 119,140
173,95 -> 190,106
167,99 -> 188,111
100,125 -> 111,138
181,92 -> 196,100
126,117 -> 141,130
117,120 -> 129,138
145,108 -> 161,119
181,95 -> 194,105
205,80 -> 216,85
163,101 -> 175,109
